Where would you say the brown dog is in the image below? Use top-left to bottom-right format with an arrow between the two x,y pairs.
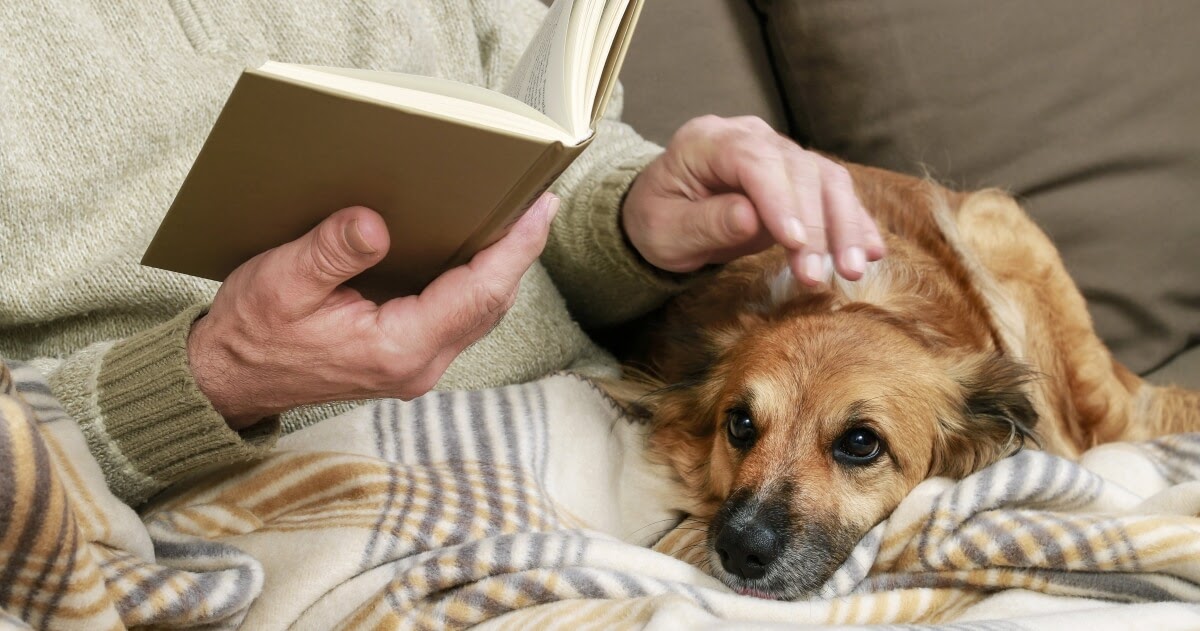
616,163 -> 1200,600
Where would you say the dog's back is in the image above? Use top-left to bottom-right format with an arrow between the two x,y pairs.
859,164 -> 1200,455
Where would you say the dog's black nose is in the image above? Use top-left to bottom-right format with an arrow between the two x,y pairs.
715,518 -> 779,580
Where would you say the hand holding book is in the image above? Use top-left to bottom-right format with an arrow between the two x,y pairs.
188,194 -> 559,428
143,0 -> 644,300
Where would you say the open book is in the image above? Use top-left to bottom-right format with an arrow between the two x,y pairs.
142,0 -> 644,299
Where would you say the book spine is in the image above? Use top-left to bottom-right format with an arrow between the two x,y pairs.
442,138 -> 587,270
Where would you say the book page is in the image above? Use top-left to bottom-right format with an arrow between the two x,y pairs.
502,0 -> 576,134
258,62 -> 576,144
586,0 -> 642,127
585,0 -> 630,116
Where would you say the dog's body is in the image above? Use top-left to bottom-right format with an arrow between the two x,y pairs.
619,164 -> 1200,599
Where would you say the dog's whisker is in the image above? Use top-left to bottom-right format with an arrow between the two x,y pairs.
627,517 -> 689,537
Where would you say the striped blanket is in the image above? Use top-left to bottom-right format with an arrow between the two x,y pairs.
3,359 -> 1200,630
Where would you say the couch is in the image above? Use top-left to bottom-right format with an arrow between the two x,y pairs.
6,6 -> 1196,627
612,0 -> 1200,389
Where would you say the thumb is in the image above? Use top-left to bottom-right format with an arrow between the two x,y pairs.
273,206 -> 390,313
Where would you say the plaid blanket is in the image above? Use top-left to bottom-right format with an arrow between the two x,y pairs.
3,359 -> 1200,630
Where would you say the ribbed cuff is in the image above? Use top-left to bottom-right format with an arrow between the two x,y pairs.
96,304 -> 279,504
546,133 -> 695,328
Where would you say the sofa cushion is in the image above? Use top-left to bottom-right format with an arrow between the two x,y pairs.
755,0 -> 1200,374
617,0 -> 789,146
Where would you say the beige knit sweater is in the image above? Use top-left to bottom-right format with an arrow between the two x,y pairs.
0,0 -> 678,505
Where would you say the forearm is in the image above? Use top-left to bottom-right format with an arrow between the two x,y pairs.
43,304 -> 279,506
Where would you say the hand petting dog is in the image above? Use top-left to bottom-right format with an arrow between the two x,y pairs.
622,115 -> 886,286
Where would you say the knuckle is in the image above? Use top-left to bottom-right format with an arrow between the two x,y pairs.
827,163 -> 854,189
305,229 -> 356,280
733,115 -> 774,135
805,223 -> 830,246
472,279 -> 513,319
443,280 -> 513,339
733,139 -> 779,167
787,150 -> 820,181
674,114 -> 724,143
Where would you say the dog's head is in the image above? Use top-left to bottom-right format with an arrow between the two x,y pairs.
633,263 -> 1038,599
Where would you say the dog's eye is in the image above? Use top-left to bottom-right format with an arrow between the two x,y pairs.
726,409 -> 756,449
834,427 -> 882,464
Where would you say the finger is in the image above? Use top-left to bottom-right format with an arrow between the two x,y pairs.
813,155 -> 870,280
861,209 -> 887,261
667,193 -> 771,270
700,118 -> 807,251
775,143 -> 831,285
379,193 -> 558,352
816,157 -> 883,263
266,206 -> 390,316
787,248 -> 831,288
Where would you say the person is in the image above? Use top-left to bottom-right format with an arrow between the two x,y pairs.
0,0 -> 883,506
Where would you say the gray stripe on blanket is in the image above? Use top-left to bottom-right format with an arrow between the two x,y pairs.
498,387 -> 533,530
1140,435 -> 1200,484
1033,570 -> 1200,602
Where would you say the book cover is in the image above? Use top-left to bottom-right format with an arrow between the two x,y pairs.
142,0 -> 639,300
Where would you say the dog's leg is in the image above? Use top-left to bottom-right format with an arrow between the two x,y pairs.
946,190 -> 1156,452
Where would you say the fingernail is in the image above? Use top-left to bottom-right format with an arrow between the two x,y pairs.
868,235 -> 887,260
785,217 -> 808,247
845,246 -> 866,276
804,253 -> 830,284
544,195 -> 561,225
345,219 -> 376,254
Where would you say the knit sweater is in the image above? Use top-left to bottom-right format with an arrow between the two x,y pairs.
0,0 -> 677,506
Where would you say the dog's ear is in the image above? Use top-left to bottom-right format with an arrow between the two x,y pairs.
639,376 -> 723,496
932,353 -> 1040,478
615,319 -> 757,503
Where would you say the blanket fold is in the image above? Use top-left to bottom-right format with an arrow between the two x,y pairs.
3,359 -> 1200,630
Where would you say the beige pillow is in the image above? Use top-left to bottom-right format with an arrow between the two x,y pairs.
756,0 -> 1200,374
619,0 -> 788,146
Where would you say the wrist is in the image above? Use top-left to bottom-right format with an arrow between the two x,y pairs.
187,314 -> 271,429
618,177 -> 650,265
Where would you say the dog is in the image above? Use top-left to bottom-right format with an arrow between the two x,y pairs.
614,163 -> 1200,600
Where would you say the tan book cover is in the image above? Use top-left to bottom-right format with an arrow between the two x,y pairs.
142,0 -> 642,300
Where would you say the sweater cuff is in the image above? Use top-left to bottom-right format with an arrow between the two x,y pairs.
94,304 -> 279,504
586,152 -> 695,293
547,140 -> 694,328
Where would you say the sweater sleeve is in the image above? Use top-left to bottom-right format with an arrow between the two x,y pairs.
41,304 -> 280,506
472,0 -> 691,329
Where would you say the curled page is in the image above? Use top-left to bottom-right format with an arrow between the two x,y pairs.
503,0 -> 575,135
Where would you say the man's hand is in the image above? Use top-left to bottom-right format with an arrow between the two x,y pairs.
187,193 -> 560,430
622,115 -> 885,285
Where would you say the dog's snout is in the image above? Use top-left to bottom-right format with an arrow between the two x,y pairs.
715,518 -> 779,580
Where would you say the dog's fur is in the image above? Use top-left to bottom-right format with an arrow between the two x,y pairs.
614,164 -> 1200,600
